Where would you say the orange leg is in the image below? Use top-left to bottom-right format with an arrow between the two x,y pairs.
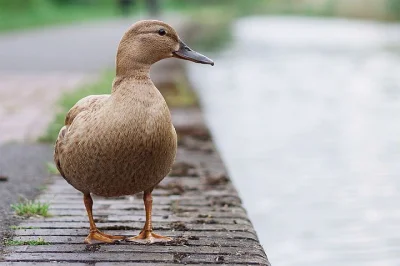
83,193 -> 125,244
125,190 -> 172,244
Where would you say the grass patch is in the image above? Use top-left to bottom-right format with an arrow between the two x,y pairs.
9,225 -> 39,230
166,0 -> 400,21
11,200 -> 50,218
1,0 -> 399,33
0,0 -> 264,33
37,185 -> 48,192
5,237 -> 49,246
46,162 -> 60,175
159,75 -> 199,108
185,6 -> 234,52
0,3 -> 120,33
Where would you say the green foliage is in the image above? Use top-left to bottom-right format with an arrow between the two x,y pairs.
388,0 -> 400,18
9,225 -> 39,230
0,0 -> 119,32
11,200 -> 50,217
0,0 -> 115,9
46,162 -> 60,175
51,0 -> 115,6
166,0 -> 400,20
0,0 -> 52,11
161,76 -> 199,108
5,237 -> 49,246
164,0 -> 270,17
186,6 -> 234,52
1,0 -> 400,32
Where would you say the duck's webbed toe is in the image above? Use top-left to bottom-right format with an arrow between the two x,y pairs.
84,229 -> 125,244
125,231 -> 172,244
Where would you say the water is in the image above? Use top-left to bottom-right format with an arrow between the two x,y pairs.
188,16 -> 400,266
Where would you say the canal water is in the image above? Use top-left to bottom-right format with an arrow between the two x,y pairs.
188,16 -> 400,266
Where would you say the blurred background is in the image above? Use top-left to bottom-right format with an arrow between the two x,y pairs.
1,0 -> 400,265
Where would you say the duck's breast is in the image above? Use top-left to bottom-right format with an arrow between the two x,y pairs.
60,96 -> 177,197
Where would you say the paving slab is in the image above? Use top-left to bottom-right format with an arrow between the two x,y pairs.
0,72 -> 97,143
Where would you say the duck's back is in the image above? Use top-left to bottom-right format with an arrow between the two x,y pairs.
55,85 -> 177,197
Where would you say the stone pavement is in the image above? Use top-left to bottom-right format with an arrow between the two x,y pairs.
0,72 -> 96,143
0,109 -> 270,265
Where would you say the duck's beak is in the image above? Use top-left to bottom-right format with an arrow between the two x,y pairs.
173,40 -> 214,66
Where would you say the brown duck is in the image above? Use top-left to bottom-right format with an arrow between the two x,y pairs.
54,20 -> 213,244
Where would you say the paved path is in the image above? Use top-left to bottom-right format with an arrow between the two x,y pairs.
0,72 -> 96,143
0,18 -> 136,72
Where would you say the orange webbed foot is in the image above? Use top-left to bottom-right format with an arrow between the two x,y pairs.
84,229 -> 125,244
125,230 -> 172,244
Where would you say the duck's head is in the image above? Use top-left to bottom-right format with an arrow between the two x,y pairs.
116,20 -> 214,76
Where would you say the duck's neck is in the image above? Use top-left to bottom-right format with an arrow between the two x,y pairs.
113,58 -> 153,90
115,60 -> 151,78
113,72 -> 157,100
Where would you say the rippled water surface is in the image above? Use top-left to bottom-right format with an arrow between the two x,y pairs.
188,17 -> 400,266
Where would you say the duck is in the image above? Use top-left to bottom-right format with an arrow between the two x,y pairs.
54,20 -> 214,244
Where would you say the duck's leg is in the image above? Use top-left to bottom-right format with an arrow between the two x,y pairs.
125,189 -> 172,243
83,193 -> 125,244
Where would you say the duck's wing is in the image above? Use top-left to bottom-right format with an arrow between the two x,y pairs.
64,95 -> 110,126
54,94 -> 110,177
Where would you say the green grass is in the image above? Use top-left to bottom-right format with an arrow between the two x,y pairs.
46,162 -> 60,175
37,185 -> 48,192
184,6 -> 235,52
9,225 -> 39,230
11,200 -> 50,218
5,237 -> 49,246
1,0 -> 400,33
0,3 -> 121,33
0,0 -> 256,33
163,78 -> 198,107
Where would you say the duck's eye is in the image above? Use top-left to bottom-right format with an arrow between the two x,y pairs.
158,29 -> 166,36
